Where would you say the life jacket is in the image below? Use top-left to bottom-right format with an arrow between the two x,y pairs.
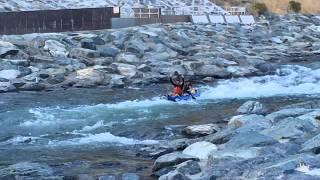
173,86 -> 183,95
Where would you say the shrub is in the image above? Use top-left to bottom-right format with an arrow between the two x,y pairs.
252,2 -> 268,16
288,1 -> 302,13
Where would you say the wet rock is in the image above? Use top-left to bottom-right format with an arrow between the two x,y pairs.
152,152 -> 199,172
182,141 -> 217,160
183,124 -> 219,137
0,82 -> 16,92
237,101 -> 268,115
0,40 -> 19,58
44,40 -> 68,57
0,162 -> 54,179
19,83 -> 46,91
47,74 -> 65,84
121,173 -> 140,180
224,131 -> 278,149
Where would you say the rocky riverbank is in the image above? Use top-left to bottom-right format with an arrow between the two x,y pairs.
141,99 -> 320,179
0,14 -> 319,93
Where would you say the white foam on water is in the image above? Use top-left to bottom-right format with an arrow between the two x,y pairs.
78,120 -> 106,132
0,136 -> 40,145
20,108 -> 56,127
49,132 -> 158,146
200,65 -> 320,99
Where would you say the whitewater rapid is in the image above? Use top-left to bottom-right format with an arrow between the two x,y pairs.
2,65 -> 320,147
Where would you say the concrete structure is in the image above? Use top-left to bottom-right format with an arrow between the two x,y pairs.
0,7 -> 120,35
191,15 -> 209,24
240,15 -> 255,25
225,15 -> 241,24
132,8 -> 161,18
209,15 -> 225,24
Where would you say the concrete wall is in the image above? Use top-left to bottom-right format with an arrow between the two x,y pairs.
111,15 -> 190,29
0,7 -> 120,35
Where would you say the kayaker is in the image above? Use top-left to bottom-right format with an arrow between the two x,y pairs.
170,76 -> 184,96
184,82 -> 197,99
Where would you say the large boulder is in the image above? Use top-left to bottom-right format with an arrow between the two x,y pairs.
152,152 -> 199,172
69,48 -> 99,59
224,131 -> 278,149
74,68 -> 105,86
111,63 -> 137,78
43,40 -> 68,57
301,134 -> 320,153
0,82 -> 16,92
121,173 -> 140,180
116,53 -> 140,64
98,47 -> 120,57
182,141 -> 217,160
0,69 -> 21,80
261,117 -> 316,141
237,101 -> 268,115
228,114 -> 271,129
159,171 -> 191,180
183,124 -> 219,137
0,41 -> 19,58
266,108 -> 313,124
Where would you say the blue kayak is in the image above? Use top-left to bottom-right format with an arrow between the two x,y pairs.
167,92 -> 200,102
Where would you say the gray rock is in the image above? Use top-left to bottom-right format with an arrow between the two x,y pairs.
0,162 -> 54,179
69,48 -> 100,59
121,173 -> 140,180
183,124 -> 219,137
301,134 -> 320,153
266,108 -> 313,124
237,101 -> 268,115
228,114 -> 271,129
159,171 -> 191,180
43,39 -> 68,57
0,40 -> 19,58
94,57 -> 114,66
116,53 -> 140,64
224,131 -> 278,149
261,117 -> 316,141
19,83 -> 46,91
153,152 -> 199,172
0,82 -> 16,92
183,141 -> 217,160
0,69 -> 21,80
81,38 -> 96,50
111,63 -> 137,78
137,64 -> 151,72
176,160 -> 201,175
193,65 -> 230,78
98,47 -> 120,57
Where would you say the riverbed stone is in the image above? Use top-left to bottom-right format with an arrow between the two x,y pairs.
153,152 -> 199,172
69,48 -> 99,59
224,131 -> 278,149
183,124 -> 219,137
111,63 -> 137,77
237,101 -> 268,114
116,53 -> 140,64
182,141 -> 217,160
43,40 -> 68,57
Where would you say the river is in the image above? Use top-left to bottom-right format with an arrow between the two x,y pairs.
1,65 -> 320,179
